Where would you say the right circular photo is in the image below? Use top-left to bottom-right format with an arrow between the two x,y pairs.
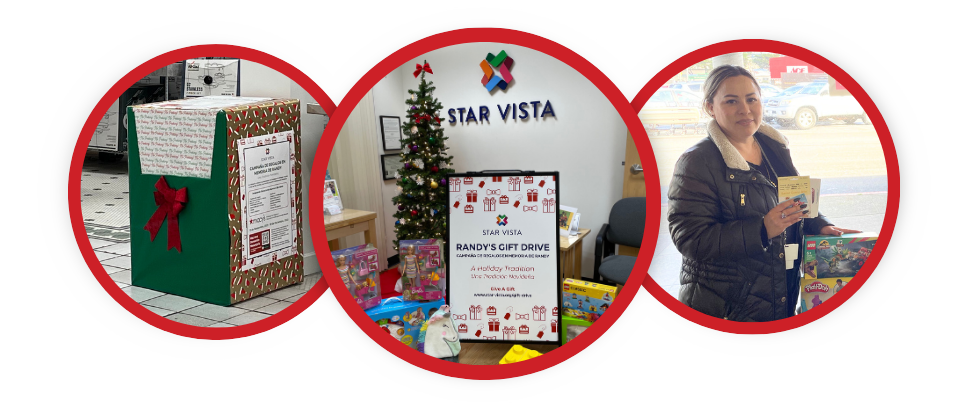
633,40 -> 898,333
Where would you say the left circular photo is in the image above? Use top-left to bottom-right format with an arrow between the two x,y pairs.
68,45 -> 336,339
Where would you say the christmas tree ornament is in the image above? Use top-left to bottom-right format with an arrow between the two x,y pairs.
429,137 -> 436,144
395,220 -> 401,225
411,94 -> 416,101
404,162 -> 411,170
411,209 -> 418,216
411,145 -> 418,152
440,178 -> 447,186
430,180 -> 438,189
431,166 -> 438,173
411,125 -> 417,133
397,204 -> 404,211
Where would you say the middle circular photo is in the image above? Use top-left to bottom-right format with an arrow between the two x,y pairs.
310,29 -> 660,378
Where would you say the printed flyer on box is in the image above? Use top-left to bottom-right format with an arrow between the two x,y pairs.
238,130 -> 298,271
447,174 -> 561,344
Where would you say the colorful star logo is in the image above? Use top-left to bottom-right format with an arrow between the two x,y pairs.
496,214 -> 508,226
480,50 -> 514,92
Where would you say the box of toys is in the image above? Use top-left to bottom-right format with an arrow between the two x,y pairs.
800,277 -> 852,312
332,244 -> 381,310
799,233 -> 876,313
561,315 -> 592,344
128,96 -> 303,306
562,279 -> 616,322
366,297 -> 446,348
802,233 -> 878,279
398,239 -> 446,301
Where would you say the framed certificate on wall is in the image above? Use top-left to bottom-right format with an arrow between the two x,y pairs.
381,153 -> 405,181
380,116 -> 402,151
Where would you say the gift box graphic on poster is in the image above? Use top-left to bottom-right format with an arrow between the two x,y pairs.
127,96 -> 304,306
445,172 -> 562,344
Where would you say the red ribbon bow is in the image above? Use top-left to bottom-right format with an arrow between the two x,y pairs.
413,63 -> 433,78
144,176 -> 188,252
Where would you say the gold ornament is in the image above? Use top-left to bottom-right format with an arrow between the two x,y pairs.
430,180 -> 439,189
411,125 -> 417,133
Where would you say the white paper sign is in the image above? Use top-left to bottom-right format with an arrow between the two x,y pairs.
238,131 -> 298,271
448,174 -> 560,344
90,99 -> 120,151
132,108 -> 219,178
184,59 -> 241,97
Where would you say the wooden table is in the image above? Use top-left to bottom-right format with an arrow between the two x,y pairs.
324,209 -> 378,251
559,228 -> 591,280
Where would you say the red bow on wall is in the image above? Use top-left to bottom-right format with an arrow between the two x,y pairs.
144,176 -> 188,252
413,63 -> 433,78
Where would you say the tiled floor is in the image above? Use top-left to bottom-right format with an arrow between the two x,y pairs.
84,155 -> 321,327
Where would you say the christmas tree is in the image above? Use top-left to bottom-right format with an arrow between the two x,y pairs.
391,61 -> 454,251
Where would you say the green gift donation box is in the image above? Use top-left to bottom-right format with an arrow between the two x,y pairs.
128,96 -> 304,306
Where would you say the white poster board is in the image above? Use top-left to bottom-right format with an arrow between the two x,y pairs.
238,131 -> 298,271
446,172 -> 561,344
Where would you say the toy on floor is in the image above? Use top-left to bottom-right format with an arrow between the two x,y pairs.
417,305 -> 461,359
499,345 -> 543,364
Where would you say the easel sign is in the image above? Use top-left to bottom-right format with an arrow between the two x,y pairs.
445,171 -> 562,345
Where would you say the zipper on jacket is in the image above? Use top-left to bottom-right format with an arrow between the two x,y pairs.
740,193 -> 746,206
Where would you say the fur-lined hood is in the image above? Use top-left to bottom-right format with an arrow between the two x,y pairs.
706,120 -> 789,171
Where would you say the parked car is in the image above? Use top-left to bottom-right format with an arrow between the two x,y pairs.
763,82 -> 868,129
758,83 -> 782,98
668,81 -> 703,94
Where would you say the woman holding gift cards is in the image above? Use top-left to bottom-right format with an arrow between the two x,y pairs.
667,65 -> 860,322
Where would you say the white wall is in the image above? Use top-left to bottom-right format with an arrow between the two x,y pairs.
367,43 -> 628,278
239,59 -> 325,275
372,69 -> 407,256
240,60 -> 292,99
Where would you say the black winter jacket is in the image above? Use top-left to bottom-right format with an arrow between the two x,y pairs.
668,122 -> 832,322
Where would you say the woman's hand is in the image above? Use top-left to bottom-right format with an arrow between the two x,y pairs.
820,225 -> 862,236
764,198 -> 806,239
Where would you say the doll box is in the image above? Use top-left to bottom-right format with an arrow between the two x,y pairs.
800,277 -> 853,312
398,239 -> 446,301
802,233 -> 877,279
332,244 -> 382,310
366,296 -> 446,348
562,279 -> 616,320
128,97 -> 303,306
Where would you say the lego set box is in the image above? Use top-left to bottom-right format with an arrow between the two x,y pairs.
802,233 -> 878,279
367,297 -> 446,349
562,279 -> 616,322
128,96 -> 304,306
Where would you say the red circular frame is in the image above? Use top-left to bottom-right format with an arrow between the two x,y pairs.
631,40 -> 900,334
310,29 -> 661,379
68,44 -> 336,340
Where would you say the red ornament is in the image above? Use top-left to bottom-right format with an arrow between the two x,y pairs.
411,209 -> 418,216
431,166 -> 439,172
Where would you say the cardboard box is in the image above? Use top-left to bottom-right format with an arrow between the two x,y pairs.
800,277 -> 852,312
562,278 -> 616,322
367,297 -> 446,348
128,96 -> 303,306
561,315 -> 591,344
803,233 -> 878,279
